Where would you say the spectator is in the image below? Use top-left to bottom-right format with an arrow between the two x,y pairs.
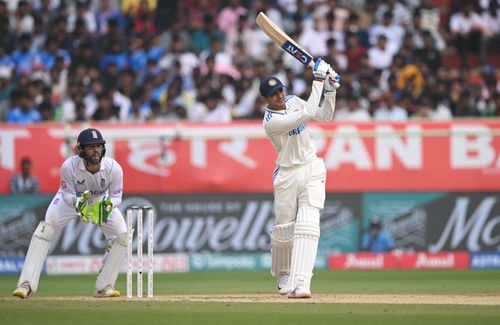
344,32 -> 367,72
367,34 -> 395,70
129,0 -> 157,35
6,91 -> 41,124
369,11 -> 405,54
11,0 -> 34,34
191,14 -> 224,54
11,33 -> 41,77
335,94 -> 372,121
67,0 -> 98,35
372,93 -> 408,121
10,157 -> 40,195
449,2 -> 483,66
361,218 -> 394,253
217,0 -> 247,34
479,1 -> 500,64
0,1 -> 497,124
0,65 -> 14,120
96,0 -> 125,35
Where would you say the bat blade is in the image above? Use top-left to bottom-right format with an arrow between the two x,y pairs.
256,12 -> 315,69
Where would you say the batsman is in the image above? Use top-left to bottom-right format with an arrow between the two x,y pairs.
260,59 -> 340,298
13,128 -> 128,299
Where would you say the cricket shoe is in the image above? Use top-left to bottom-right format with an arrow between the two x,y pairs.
13,282 -> 31,299
288,286 -> 312,299
288,276 -> 311,299
94,285 -> 120,298
277,272 -> 289,295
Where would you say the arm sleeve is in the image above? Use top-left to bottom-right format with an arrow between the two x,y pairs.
361,233 -> 370,250
60,159 -> 77,207
383,232 -> 394,251
107,160 -> 124,207
264,80 -> 324,135
313,90 -> 337,122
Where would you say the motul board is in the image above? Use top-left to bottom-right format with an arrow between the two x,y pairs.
1,120 -> 500,194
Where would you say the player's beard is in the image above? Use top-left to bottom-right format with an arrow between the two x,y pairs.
85,151 -> 102,165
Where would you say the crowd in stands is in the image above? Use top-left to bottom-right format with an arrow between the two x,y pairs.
0,0 -> 499,124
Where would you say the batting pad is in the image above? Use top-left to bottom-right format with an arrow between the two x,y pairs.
96,232 -> 127,291
288,206 -> 320,292
271,222 -> 294,277
18,221 -> 54,292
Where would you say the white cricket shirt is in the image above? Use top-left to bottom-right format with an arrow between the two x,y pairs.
58,156 -> 124,207
263,80 -> 336,168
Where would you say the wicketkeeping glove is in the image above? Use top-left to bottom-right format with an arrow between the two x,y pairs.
75,190 -> 90,222
312,58 -> 331,81
87,197 -> 113,225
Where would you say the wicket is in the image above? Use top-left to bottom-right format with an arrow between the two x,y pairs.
126,206 -> 154,298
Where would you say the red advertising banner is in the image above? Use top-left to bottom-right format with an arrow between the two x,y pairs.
1,120 -> 500,194
328,252 -> 470,270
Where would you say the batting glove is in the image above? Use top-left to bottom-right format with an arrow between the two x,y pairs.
75,190 -> 90,222
324,69 -> 341,91
312,58 -> 331,81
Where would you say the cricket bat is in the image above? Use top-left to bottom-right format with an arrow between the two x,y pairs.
256,12 -> 315,69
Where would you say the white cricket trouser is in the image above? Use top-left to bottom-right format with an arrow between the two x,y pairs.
270,157 -> 326,286
17,193 -> 127,292
273,157 -> 326,225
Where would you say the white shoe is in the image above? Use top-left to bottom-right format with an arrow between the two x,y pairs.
94,285 -> 120,298
13,282 -> 31,299
277,272 -> 289,295
288,276 -> 311,299
288,286 -> 312,299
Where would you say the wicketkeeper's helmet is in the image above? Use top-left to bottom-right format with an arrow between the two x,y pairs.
76,128 -> 106,160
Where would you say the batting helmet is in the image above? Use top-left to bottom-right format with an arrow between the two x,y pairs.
77,128 -> 106,160
259,76 -> 285,97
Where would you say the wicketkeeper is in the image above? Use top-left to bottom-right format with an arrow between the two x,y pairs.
260,59 -> 340,298
13,128 -> 128,299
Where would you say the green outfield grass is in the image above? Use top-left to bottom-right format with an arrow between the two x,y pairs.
1,270 -> 500,325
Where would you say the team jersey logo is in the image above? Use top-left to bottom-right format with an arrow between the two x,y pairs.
100,178 -> 106,188
288,123 -> 307,136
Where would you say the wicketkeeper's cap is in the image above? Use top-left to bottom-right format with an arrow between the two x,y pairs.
259,76 -> 285,97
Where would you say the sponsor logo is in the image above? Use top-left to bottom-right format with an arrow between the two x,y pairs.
76,179 -> 85,184
51,199 -> 275,254
0,257 -> 25,274
112,188 -> 123,195
345,254 -> 384,269
288,124 -> 306,136
89,190 -> 106,196
415,253 -> 454,268
430,197 -> 500,252
470,253 -> 500,269
283,41 -> 312,65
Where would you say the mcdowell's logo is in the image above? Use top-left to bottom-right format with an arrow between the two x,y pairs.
429,197 -> 500,252
283,41 -> 312,65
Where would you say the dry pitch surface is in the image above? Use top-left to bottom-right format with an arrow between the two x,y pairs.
11,294 -> 500,305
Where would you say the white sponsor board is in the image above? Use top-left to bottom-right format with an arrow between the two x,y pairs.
46,253 -> 189,275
